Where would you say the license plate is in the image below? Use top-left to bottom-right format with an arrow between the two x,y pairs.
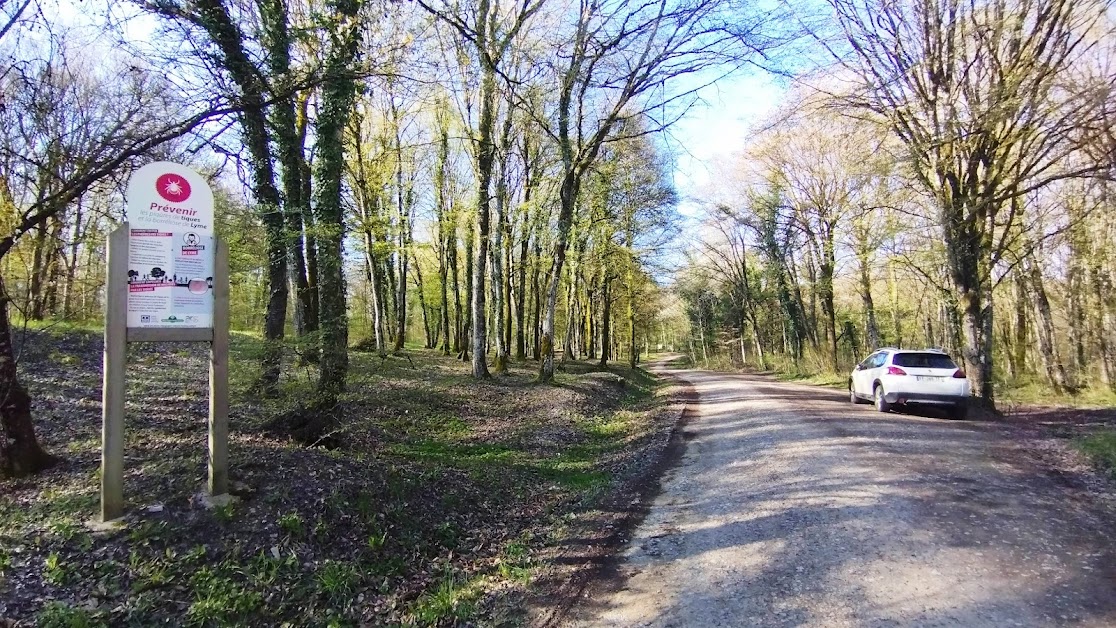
916,376 -> 943,382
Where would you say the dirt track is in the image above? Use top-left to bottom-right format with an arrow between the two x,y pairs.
567,368 -> 1116,627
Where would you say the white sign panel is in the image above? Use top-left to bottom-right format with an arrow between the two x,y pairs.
125,163 -> 216,329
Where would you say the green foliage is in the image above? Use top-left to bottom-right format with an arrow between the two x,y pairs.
36,601 -> 106,628
48,519 -> 92,550
43,552 -> 67,585
213,502 -> 236,523
366,529 -> 388,552
128,520 -> 168,545
246,549 -> 298,586
316,560 -> 360,600
186,566 -> 264,626
278,512 -> 305,537
497,539 -> 534,583
410,567 -> 481,625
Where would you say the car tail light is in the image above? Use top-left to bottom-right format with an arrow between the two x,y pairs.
887,366 -> 907,376
952,369 -> 966,379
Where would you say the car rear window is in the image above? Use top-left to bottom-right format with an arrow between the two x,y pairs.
892,353 -> 957,369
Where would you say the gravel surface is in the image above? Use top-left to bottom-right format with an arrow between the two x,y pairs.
568,369 -> 1116,627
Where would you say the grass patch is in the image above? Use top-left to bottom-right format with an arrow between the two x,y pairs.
410,567 -> 485,625
316,560 -> 361,601
773,370 -> 847,389
186,566 -> 265,626
388,440 -> 521,465
36,601 -> 107,628
1075,430 -> 1116,476
1001,381 -> 1116,409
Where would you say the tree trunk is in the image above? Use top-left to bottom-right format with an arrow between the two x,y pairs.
888,261 -> 901,348
299,96 -> 320,335
460,217 -> 473,362
363,246 -> 386,354
0,278 -> 58,478
628,279 -> 637,369
391,116 -> 411,353
490,129 -> 510,373
311,2 -> 360,400
1067,263 -> 1087,378
180,0 -> 289,394
1007,271 -> 1027,380
503,222 -> 513,361
27,222 -> 49,320
394,249 -> 409,352
857,251 -> 880,351
599,276 -> 611,367
562,279 -> 577,361
435,116 -> 453,356
516,225 -> 529,360
531,240 -> 542,361
61,205 -> 87,320
1088,253 -> 1116,390
468,57 -> 498,378
259,0 -> 312,345
956,275 -> 994,408
450,218 -> 463,355
362,201 -> 387,353
413,254 -> 434,349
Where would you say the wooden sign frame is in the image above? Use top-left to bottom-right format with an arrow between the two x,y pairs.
100,223 -> 230,522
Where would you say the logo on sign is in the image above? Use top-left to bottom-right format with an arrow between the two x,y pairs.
156,174 -> 192,203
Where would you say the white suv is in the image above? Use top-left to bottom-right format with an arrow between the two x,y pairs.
849,348 -> 970,419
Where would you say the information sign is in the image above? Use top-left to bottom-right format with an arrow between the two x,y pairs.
124,163 -> 215,328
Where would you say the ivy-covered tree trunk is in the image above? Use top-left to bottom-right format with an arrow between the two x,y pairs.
312,0 -> 361,401
298,95 -> 321,335
164,0 -> 289,393
259,0 -> 312,347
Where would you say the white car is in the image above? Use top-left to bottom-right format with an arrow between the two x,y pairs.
849,348 -> 970,419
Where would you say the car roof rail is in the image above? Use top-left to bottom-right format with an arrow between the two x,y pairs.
877,346 -> 899,352
922,347 -> 947,353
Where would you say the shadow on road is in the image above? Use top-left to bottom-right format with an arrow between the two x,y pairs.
560,368 -> 1116,627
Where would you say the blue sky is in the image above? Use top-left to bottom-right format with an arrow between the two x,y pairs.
666,71 -> 785,219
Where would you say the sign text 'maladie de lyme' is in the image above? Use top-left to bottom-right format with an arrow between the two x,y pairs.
125,163 -> 215,329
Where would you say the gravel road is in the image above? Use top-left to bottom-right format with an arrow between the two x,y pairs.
569,368 -> 1116,627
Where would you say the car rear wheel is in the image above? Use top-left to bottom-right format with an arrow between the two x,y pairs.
874,385 -> 891,413
952,402 -> 968,420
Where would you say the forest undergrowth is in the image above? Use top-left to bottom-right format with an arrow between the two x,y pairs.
0,324 -> 681,627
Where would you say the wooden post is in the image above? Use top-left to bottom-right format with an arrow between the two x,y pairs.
208,238 -> 230,496
101,225 -> 128,522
